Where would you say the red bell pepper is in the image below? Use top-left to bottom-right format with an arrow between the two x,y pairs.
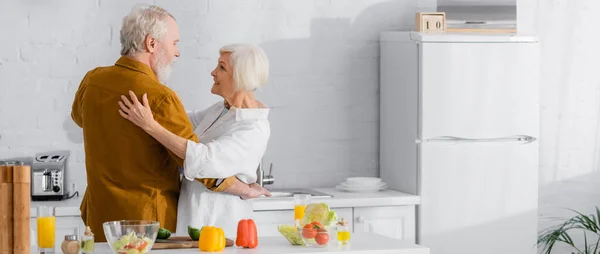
236,219 -> 258,248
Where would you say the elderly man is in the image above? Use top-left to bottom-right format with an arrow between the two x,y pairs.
71,4 -> 269,241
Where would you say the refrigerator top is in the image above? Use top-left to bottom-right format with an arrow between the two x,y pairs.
380,31 -> 538,43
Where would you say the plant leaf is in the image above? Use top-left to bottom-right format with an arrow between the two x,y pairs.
563,231 -> 575,246
569,209 -> 599,232
538,207 -> 600,254
592,233 -> 600,254
584,231 -> 588,254
596,206 -> 600,231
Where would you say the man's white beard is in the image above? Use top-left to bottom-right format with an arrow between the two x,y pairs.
152,47 -> 174,84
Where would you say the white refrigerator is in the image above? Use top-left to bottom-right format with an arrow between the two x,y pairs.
380,32 -> 539,254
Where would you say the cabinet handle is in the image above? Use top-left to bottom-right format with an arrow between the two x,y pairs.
356,216 -> 365,223
417,135 -> 536,144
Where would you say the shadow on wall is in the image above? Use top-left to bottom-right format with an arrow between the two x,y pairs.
63,115 -> 83,144
257,0 -> 433,188
56,1 -> 437,189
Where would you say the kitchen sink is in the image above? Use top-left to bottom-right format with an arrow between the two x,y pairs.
258,188 -> 333,199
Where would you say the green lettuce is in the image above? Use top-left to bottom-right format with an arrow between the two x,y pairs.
301,203 -> 338,227
278,224 -> 305,246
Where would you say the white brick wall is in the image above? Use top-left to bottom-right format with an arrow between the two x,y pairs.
3,0 -> 597,249
519,0 -> 600,252
0,0 -> 436,191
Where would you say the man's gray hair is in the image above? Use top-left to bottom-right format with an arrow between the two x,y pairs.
219,43 -> 269,92
120,4 -> 174,56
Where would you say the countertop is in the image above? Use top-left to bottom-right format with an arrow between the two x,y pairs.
29,195 -> 84,218
30,188 -> 421,217
91,233 -> 429,254
251,188 -> 420,211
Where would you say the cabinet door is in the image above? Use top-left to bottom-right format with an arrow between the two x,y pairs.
252,208 -> 353,237
353,206 -> 415,243
30,216 -> 85,249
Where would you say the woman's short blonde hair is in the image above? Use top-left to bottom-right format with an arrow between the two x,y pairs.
219,43 -> 269,91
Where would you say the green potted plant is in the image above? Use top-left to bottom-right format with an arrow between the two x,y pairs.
537,207 -> 600,254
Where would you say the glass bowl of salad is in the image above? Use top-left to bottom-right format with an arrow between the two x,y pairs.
299,221 -> 331,247
103,220 -> 159,254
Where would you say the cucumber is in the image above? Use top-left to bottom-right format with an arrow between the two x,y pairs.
156,228 -> 171,240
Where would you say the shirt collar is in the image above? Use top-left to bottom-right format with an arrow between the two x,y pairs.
115,56 -> 159,82
227,102 -> 270,121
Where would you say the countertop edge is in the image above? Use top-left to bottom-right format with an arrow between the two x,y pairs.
30,188 -> 421,217
91,233 -> 430,254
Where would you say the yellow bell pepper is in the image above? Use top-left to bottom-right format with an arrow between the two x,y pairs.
199,226 -> 226,252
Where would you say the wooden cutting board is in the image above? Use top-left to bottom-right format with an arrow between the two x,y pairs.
152,236 -> 234,250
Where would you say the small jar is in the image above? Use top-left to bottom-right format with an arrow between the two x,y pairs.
81,226 -> 95,253
61,234 -> 80,254
336,218 -> 351,245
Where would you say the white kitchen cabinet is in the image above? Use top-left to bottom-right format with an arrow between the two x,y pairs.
252,208 -> 353,237
353,205 -> 416,243
30,216 -> 85,249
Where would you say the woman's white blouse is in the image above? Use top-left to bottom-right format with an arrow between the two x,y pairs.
175,101 -> 270,237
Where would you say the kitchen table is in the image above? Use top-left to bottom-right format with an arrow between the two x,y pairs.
91,233 -> 429,254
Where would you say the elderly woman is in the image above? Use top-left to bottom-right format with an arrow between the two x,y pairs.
117,43 -> 271,236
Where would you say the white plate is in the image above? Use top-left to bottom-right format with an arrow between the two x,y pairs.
335,185 -> 387,193
342,180 -> 383,188
345,177 -> 382,186
335,183 -> 388,192
339,181 -> 387,189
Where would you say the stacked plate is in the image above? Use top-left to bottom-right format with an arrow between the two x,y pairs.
335,177 -> 388,192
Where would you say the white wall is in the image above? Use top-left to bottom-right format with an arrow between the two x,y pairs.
438,0 -> 515,6
0,0 -> 436,191
519,0 -> 600,252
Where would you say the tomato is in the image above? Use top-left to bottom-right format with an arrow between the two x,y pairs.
302,228 -> 317,238
302,224 -> 317,238
136,241 -> 148,251
315,232 -> 329,245
310,221 -> 323,229
303,224 -> 313,229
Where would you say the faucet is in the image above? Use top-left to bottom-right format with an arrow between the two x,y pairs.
256,161 -> 274,187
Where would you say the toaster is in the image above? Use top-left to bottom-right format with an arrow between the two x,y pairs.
31,150 -> 70,201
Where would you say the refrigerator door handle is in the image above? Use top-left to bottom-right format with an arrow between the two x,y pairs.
416,135 -> 537,144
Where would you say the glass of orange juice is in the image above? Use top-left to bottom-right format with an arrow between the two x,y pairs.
37,206 -> 56,253
293,194 -> 311,225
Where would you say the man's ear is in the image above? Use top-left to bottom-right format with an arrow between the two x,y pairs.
145,35 -> 157,53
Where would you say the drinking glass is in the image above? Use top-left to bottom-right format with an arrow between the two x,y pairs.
294,194 -> 311,225
37,206 -> 56,253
